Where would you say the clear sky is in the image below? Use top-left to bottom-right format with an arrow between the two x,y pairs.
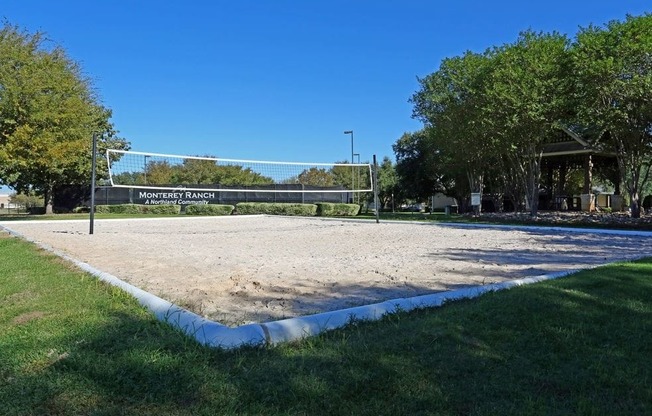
1,1 -> 650,193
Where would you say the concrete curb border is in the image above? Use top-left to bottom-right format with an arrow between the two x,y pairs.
2,218 -> 650,348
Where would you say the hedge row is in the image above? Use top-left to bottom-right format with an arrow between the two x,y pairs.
93,202 -> 361,217
185,204 -> 235,216
316,202 -> 360,216
95,204 -> 181,215
235,202 -> 317,216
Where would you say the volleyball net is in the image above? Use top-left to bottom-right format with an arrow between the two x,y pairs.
106,149 -> 373,194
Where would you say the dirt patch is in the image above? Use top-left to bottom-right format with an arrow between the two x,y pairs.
12,311 -> 48,325
3,216 -> 651,326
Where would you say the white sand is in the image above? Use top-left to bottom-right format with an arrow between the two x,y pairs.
3,216 -> 650,326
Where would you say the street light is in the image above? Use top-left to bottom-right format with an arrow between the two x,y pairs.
344,130 -> 354,204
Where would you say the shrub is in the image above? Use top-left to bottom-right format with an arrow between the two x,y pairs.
316,203 -> 360,216
27,207 -> 46,215
235,202 -> 317,216
185,204 -> 234,216
93,204 -> 181,214
141,204 -> 180,215
108,204 -> 143,214
643,195 -> 652,211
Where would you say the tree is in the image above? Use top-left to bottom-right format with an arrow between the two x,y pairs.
376,156 -> 398,210
297,167 -> 336,187
573,14 -> 652,218
411,51 -> 496,212
145,160 -> 177,185
143,158 -> 274,187
483,30 -> 573,216
9,191 -> 43,209
212,165 -> 273,186
177,158 -> 222,184
393,130 -> 454,201
0,23 -> 129,213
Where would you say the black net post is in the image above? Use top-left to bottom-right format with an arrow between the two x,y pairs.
373,154 -> 380,224
89,132 -> 97,235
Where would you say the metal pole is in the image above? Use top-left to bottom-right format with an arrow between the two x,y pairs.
344,130 -> 354,204
89,132 -> 97,235
144,155 -> 148,184
354,153 -> 360,208
373,154 -> 380,224
351,132 -> 354,203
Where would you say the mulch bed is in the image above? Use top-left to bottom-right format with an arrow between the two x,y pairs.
472,211 -> 652,230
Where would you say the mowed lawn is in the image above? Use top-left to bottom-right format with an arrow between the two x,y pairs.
1,232 -> 651,415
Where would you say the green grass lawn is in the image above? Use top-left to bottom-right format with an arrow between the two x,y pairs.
1,233 -> 651,415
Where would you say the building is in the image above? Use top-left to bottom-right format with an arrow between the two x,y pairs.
0,194 -> 10,210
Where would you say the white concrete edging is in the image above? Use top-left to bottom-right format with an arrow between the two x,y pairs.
259,269 -> 577,345
2,220 -> 647,349
2,225 -> 265,349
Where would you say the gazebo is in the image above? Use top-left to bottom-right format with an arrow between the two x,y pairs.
540,127 -> 621,212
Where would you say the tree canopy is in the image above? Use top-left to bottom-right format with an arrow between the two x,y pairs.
0,23 -> 128,213
114,158 -> 275,187
405,13 -> 652,217
572,14 -> 652,217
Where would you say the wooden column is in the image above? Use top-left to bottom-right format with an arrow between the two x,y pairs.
581,154 -> 595,211
559,161 -> 567,193
583,154 -> 593,194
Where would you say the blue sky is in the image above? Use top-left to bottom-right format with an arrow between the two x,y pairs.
1,1 -> 650,193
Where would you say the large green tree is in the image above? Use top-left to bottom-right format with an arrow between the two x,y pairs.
297,167 -> 336,187
409,33 -> 574,216
142,158 -> 274,186
376,156 -> 398,210
411,51 -> 497,212
573,14 -> 652,218
483,30 -> 573,216
393,129 -> 455,201
0,24 -> 128,213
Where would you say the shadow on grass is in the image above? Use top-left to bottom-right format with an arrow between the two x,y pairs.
2,259 -> 652,415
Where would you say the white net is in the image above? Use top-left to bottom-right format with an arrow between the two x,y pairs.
106,149 -> 373,193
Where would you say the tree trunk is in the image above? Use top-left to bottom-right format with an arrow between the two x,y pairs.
528,169 -> 538,216
614,132 -> 652,219
527,148 -> 542,217
44,184 -> 54,215
629,190 -> 641,218
583,154 -> 593,194
467,171 -> 483,215
559,161 -> 567,195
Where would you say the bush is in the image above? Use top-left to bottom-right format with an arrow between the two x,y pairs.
107,204 -> 143,214
27,207 -> 46,215
93,204 -> 180,214
643,195 -> 652,211
10,192 -> 44,209
316,203 -> 360,216
235,202 -> 317,216
185,204 -> 234,216
141,204 -> 181,215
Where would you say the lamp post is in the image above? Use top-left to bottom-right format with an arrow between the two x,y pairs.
344,130 -> 354,204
